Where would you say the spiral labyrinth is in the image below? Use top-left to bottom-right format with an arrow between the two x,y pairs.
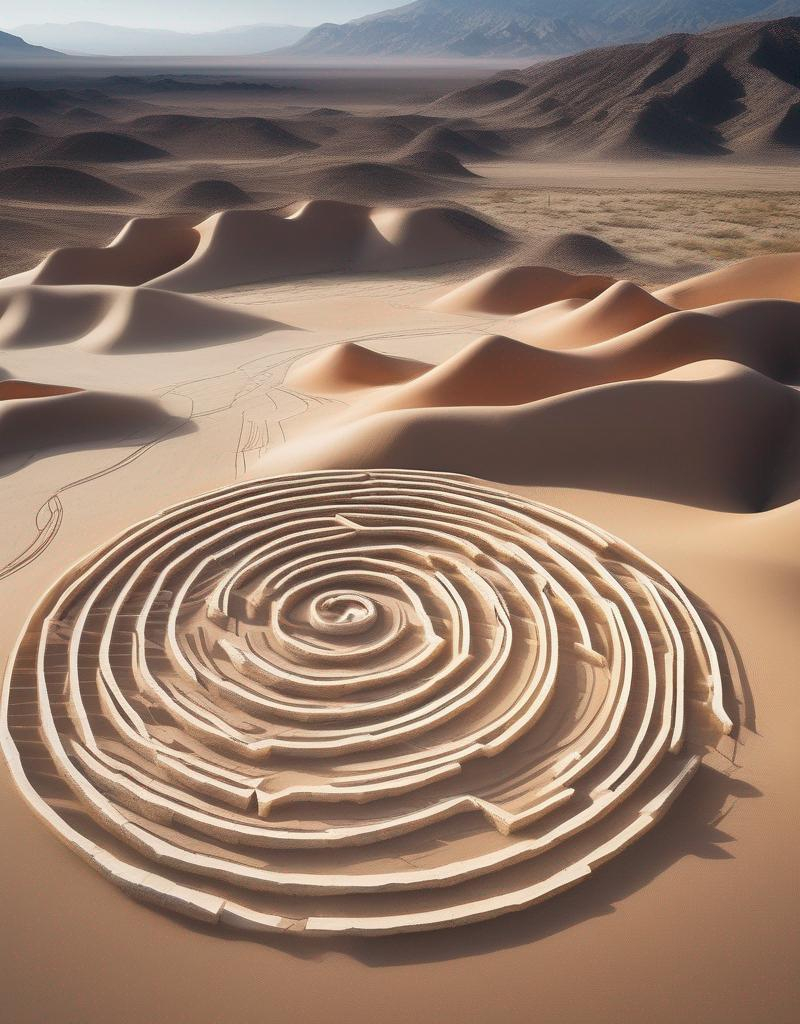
1,470 -> 732,935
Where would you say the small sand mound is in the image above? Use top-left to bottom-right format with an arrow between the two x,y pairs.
408,125 -> 502,159
0,115 -> 39,130
657,252 -> 800,307
530,232 -> 630,272
288,342 -> 429,395
0,165 -> 134,205
506,280 -> 676,349
398,150 -> 478,177
169,179 -> 253,210
307,162 -> 439,200
48,131 -> 169,163
433,265 -> 615,315
0,285 -> 111,347
0,87 -> 57,115
436,78 -> 527,111
0,390 -> 190,472
127,114 -> 315,156
365,206 -> 509,271
63,107 -> 108,123
0,127 -> 43,156
4,216 -> 200,288
306,107 -> 350,117
0,284 -> 282,353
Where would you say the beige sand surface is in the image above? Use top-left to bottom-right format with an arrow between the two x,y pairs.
0,222 -> 797,1022
0,51 -> 798,1024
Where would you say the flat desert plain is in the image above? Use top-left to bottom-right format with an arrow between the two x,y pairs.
0,35 -> 798,1024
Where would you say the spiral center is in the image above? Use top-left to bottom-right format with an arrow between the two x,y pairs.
309,591 -> 377,635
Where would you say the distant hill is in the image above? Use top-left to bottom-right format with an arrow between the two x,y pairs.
0,29 -> 63,60
13,21 -> 307,57
429,17 -> 800,157
282,0 -> 800,59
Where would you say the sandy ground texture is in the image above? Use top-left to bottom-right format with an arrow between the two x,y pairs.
0,54 -> 798,1024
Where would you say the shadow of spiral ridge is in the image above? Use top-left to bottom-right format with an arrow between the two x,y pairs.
1,469 -> 732,936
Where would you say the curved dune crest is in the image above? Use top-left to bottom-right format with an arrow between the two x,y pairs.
0,389 -> 188,469
656,252 -> 800,308
433,265 -> 616,315
47,130 -> 170,163
2,216 -> 200,288
127,113 -> 316,156
398,150 -> 479,178
504,281 -> 677,349
168,179 -> 253,210
328,299 -> 800,421
530,232 -> 630,272
306,161 -> 442,200
0,284 -> 285,353
149,202 -> 509,293
263,364 -> 800,513
0,165 -> 134,204
1,468 -> 730,935
287,342 -> 430,395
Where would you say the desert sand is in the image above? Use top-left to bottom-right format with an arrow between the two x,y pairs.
0,23 -> 798,1024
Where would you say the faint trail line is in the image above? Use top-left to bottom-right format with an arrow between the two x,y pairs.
0,340 -> 326,584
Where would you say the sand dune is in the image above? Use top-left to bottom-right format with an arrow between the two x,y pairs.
0,284 -> 283,353
0,123 -> 45,157
322,299 -> 800,421
264,361 -> 800,512
126,114 -> 316,157
0,115 -> 40,132
0,165 -> 134,204
398,150 -> 478,178
2,216 -> 199,288
0,389 -> 188,471
526,232 -> 631,272
0,86 -> 59,115
47,130 -> 169,163
433,265 -> 616,315
656,251 -> 800,306
305,162 -> 445,201
148,202 -> 509,293
287,342 -> 430,395
147,204 -> 374,293
167,179 -> 253,210
504,281 -> 677,348
403,124 -> 505,160
63,107 -> 109,125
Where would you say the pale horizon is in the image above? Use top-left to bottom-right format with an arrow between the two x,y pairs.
2,0 -> 398,34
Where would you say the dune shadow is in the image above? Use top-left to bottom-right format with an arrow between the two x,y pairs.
0,403 -> 197,479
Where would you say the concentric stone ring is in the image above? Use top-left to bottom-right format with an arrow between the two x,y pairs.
0,469 -> 731,936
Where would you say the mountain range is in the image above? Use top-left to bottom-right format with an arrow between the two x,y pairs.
282,0 -> 800,58
429,16 -> 800,156
0,29 -> 62,60
7,1 -> 800,61
12,22 -> 308,57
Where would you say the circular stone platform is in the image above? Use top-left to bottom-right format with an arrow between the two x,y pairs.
0,469 -> 731,936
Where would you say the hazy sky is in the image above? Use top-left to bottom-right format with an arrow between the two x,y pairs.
3,1 -> 400,32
